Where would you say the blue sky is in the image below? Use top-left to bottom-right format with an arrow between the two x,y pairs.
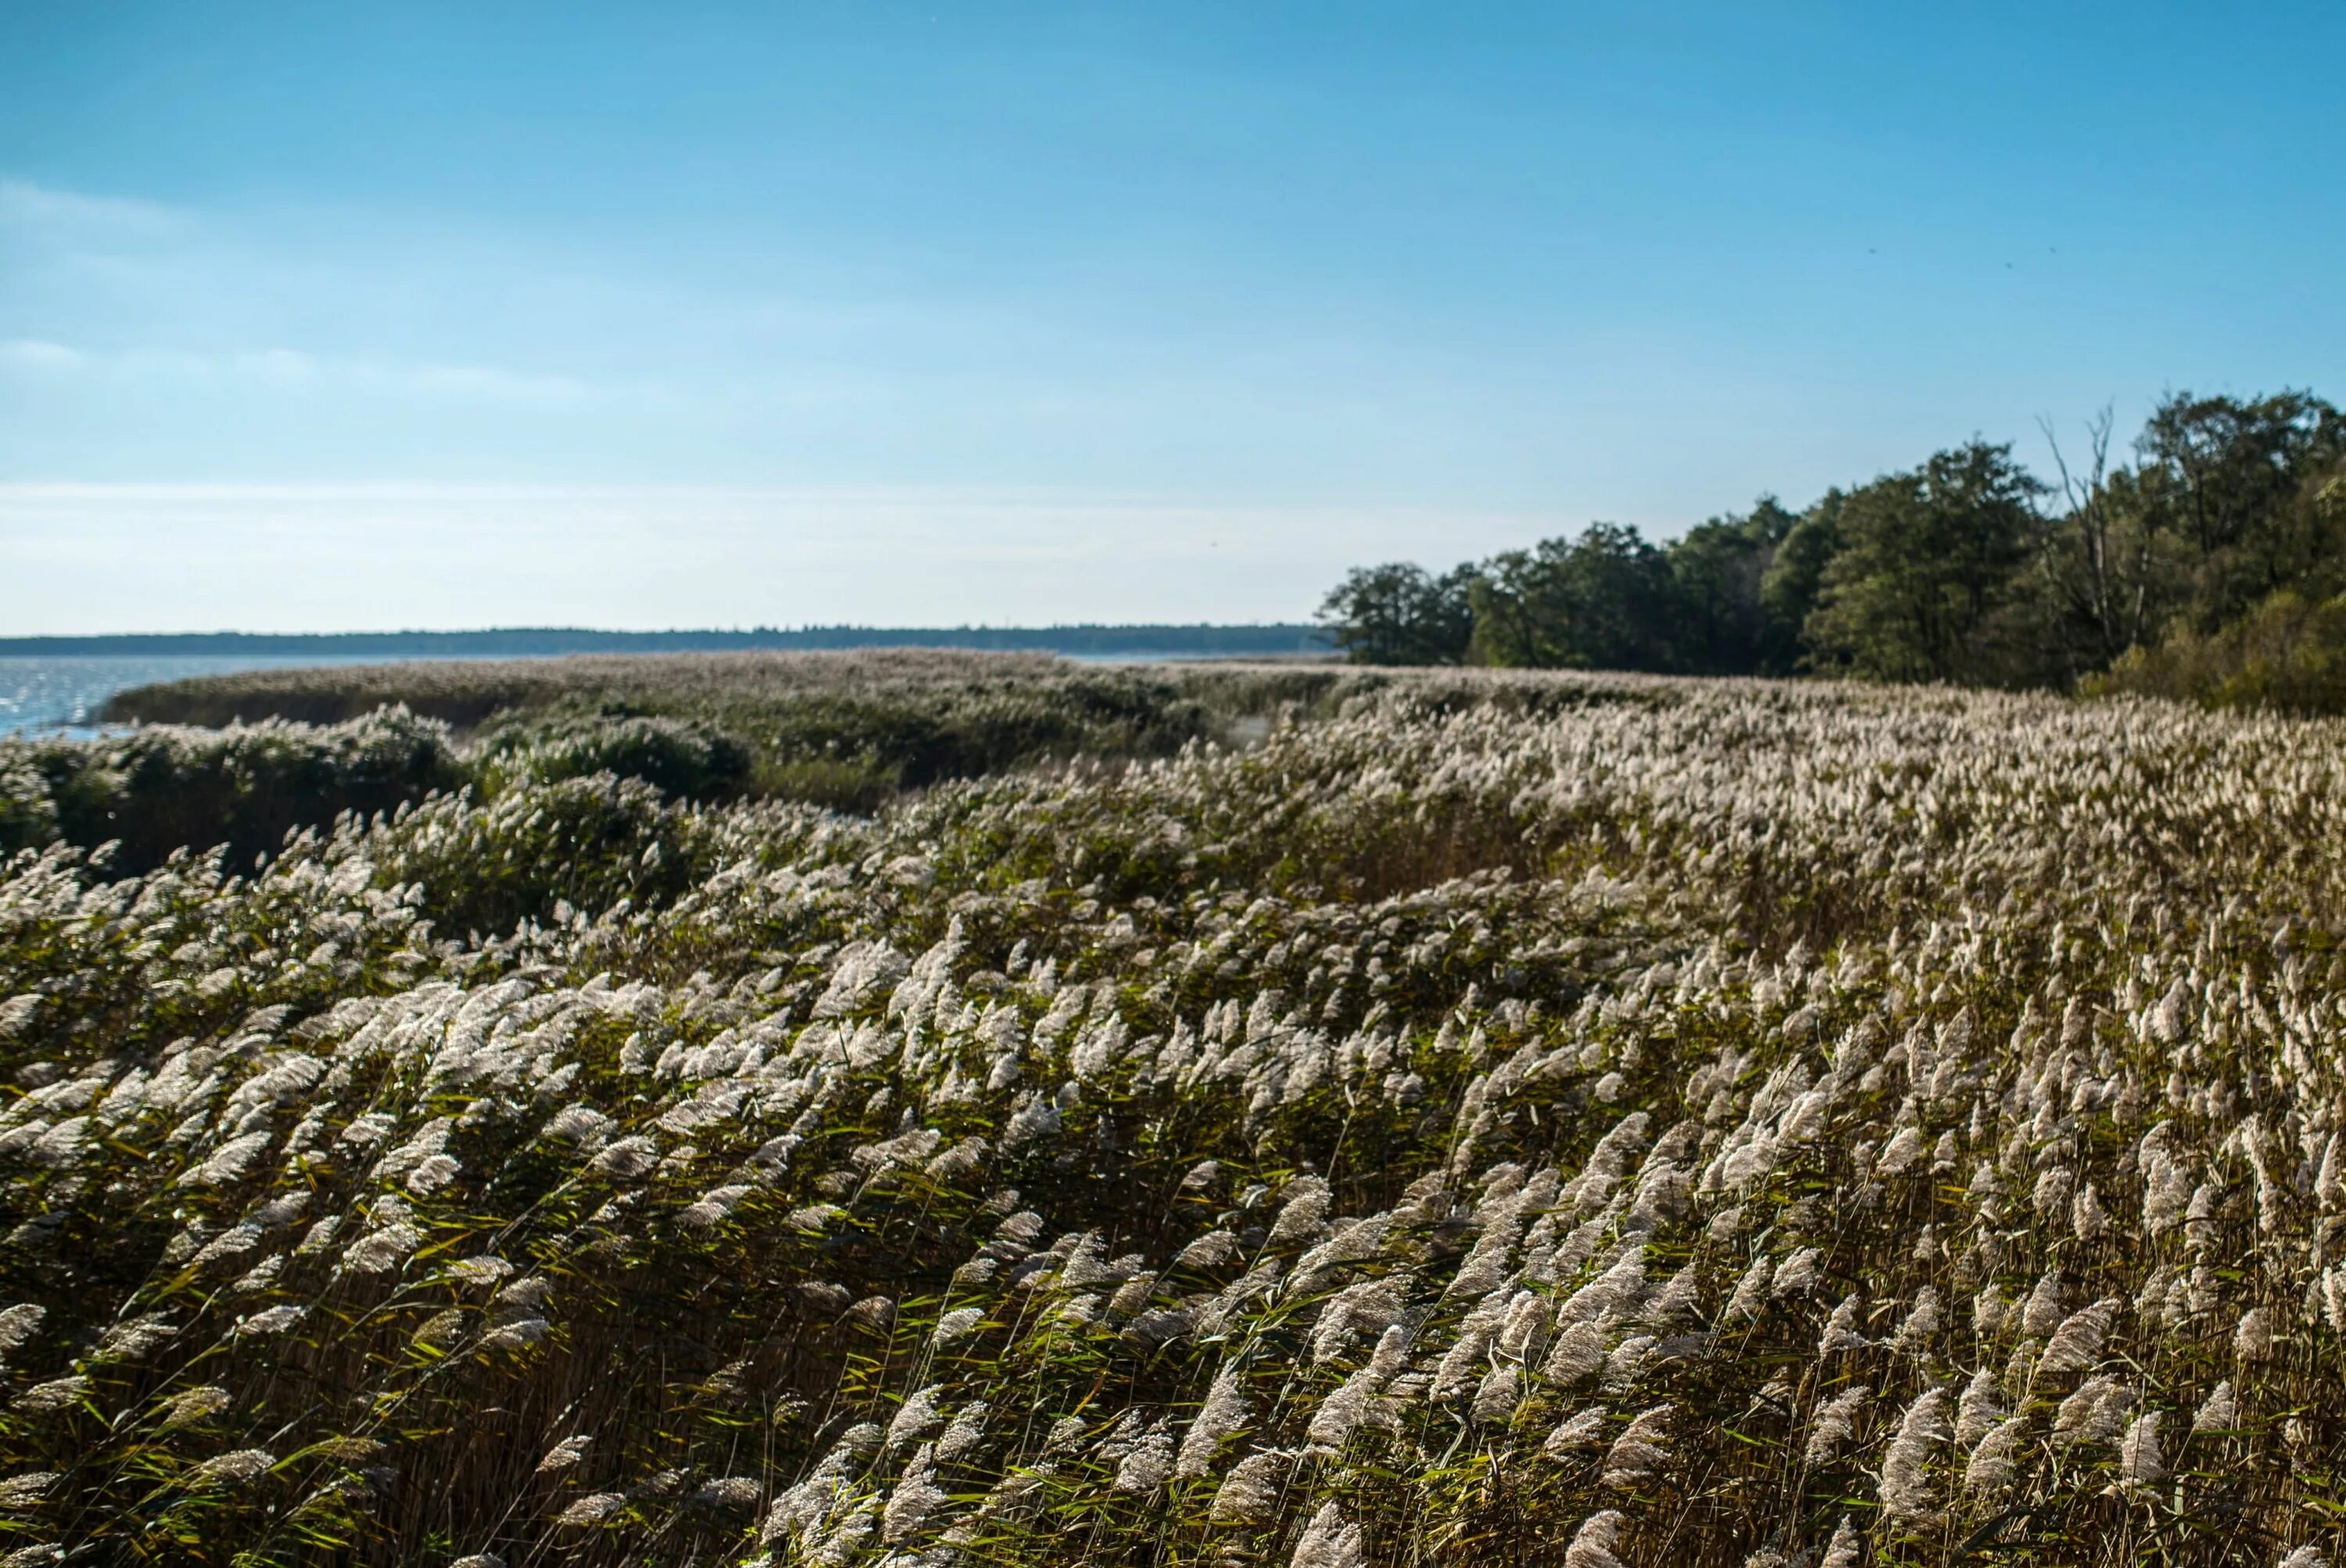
2,2 -> 2341,632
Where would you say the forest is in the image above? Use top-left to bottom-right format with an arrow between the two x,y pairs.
1318,390 -> 2346,709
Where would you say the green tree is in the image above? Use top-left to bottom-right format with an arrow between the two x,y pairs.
1317,562 -> 1479,665
1804,442 -> 2049,684
1469,524 -> 1677,671
2034,393 -> 2346,681
1759,490 -> 1846,673
1666,496 -> 1799,676
2135,389 -> 2346,630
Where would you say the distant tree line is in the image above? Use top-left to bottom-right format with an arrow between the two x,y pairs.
1319,389 -> 2346,706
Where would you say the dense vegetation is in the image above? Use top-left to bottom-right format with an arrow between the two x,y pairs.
94,653 -> 1268,823
1320,389 -> 2346,710
2,655 -> 2344,1565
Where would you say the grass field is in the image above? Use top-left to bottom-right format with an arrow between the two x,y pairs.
2,653 -> 2342,1566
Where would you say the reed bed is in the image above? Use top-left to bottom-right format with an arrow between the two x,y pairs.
2,669 -> 2344,1565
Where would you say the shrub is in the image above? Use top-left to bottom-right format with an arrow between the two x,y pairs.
2086,589 -> 2346,713
479,712 -> 756,800
0,705 -> 463,874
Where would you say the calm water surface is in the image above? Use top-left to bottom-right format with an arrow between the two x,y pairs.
0,656 -> 463,737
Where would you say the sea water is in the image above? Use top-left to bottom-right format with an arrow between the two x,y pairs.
0,655 -> 458,737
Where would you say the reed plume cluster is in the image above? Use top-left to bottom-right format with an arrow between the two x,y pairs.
1,661 -> 2344,1565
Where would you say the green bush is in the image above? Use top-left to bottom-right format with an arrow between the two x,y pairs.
0,705 -> 464,874
0,753 -> 61,856
105,651 -> 1232,808
372,773 -> 705,938
479,711 -> 755,800
2085,589 -> 2346,713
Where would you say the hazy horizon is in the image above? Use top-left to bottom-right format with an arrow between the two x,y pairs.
5,2 -> 2342,633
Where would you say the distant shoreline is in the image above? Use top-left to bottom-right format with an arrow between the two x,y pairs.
0,624 -> 1332,658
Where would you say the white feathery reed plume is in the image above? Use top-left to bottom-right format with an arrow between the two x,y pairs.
1602,1405 -> 1672,1488
14,1377 -> 88,1412
1876,1126 -> 1925,1177
1308,1324 -> 1407,1449
2193,1381 -> 2237,1433
0,1304 -> 44,1365
0,1474 -> 56,1509
1641,1264 -> 1699,1331
1305,1373 -> 1375,1452
1560,1250 -> 1647,1326
1542,1320 -> 1609,1386
1820,1516 -> 1862,1568
535,1434 -> 590,1473
188,1450 -> 274,1486
1176,1365 -> 1250,1477
882,1444 -> 947,1542
1817,1294 -> 1868,1355
1964,1416 -> 2025,1494
1599,1336 -> 1656,1395
1472,1364 -> 1523,1426
1723,1254 -> 1772,1322
1771,1247 -> 1822,1298
2052,1376 -> 2131,1448
1290,1501 -> 1364,1568
1804,1387 -> 1868,1467
230,1304 -> 304,1337
1879,1387 -> 1948,1521
1565,1509 -> 1627,1568
1114,1424 -> 1175,1493
936,1401 -> 988,1462
2236,1307 -> 2275,1362
1208,1451 -> 1282,1523
1955,1367 -> 2003,1447
551,1492 -> 624,1520
886,1386 -> 945,1450
158,1386 -> 229,1431
1889,1286 -> 1940,1353
2037,1299 -> 2119,1375
932,1306 -> 985,1345
2072,1182 -> 2108,1241
1545,1406 -> 1611,1458
2019,1272 -> 2065,1337
2118,1412 -> 2165,1491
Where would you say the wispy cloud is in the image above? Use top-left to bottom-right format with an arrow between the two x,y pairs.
0,175 -> 1762,520
0,338 -> 85,371
0,334 -> 612,409
0,177 -> 184,241
358,358 -> 599,408
1,177 -> 624,412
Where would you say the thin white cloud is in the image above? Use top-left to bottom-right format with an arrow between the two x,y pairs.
0,177 -> 1802,525
358,358 -> 599,409
233,347 -> 317,383
0,178 -> 185,241
1,178 -> 630,413
0,338 -> 85,371
0,335 -> 615,409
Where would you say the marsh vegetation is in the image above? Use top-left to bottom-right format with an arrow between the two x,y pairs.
0,653 -> 2341,1565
